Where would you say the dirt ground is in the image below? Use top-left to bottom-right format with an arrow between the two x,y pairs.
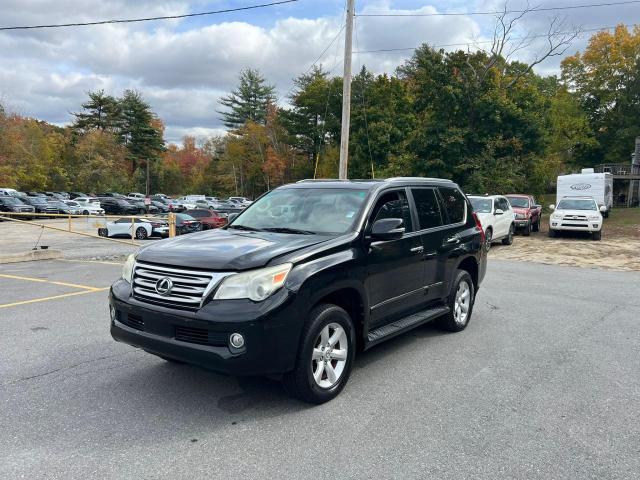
489,208 -> 640,272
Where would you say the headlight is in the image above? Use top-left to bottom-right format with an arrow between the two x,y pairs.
515,213 -> 525,219
551,213 -> 562,220
588,215 -> 600,221
213,263 -> 292,302
121,254 -> 135,283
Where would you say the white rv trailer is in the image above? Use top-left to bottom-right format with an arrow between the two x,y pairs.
556,169 -> 613,217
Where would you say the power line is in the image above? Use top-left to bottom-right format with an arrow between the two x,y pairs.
354,24 -> 635,54
356,0 -> 640,17
353,17 -> 375,179
0,0 -> 299,31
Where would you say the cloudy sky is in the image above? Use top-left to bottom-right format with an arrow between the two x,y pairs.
0,0 -> 637,143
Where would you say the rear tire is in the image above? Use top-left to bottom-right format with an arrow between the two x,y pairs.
83,210 -> 89,215
484,228 -> 493,251
501,224 -> 514,245
592,230 -> 602,241
135,227 -> 148,240
439,269 -> 475,332
283,304 -> 355,404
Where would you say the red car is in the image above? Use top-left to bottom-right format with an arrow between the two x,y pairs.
505,194 -> 542,235
184,209 -> 227,229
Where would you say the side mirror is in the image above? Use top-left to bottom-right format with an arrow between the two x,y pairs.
549,205 -> 555,211
533,204 -> 542,210
371,218 -> 405,241
228,213 -> 238,222
494,208 -> 504,215
599,205 -> 606,213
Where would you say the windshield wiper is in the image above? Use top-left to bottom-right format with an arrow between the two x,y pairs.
261,227 -> 316,235
227,224 -> 261,232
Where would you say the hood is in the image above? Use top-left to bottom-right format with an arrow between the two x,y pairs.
511,206 -> 530,215
136,228 -> 332,270
554,208 -> 600,217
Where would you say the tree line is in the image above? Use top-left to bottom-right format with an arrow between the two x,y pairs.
1,24 -> 638,198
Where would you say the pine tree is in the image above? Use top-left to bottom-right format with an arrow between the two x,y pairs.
219,69 -> 276,129
72,90 -> 120,132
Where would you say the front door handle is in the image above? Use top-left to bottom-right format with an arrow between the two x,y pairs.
445,236 -> 460,245
410,246 -> 424,254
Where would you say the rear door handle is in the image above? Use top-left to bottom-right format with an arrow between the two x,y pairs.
445,236 -> 460,245
410,246 -> 424,254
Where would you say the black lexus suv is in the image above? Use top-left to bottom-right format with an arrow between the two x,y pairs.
110,178 -> 487,403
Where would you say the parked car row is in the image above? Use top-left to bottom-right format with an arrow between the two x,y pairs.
467,194 -> 543,249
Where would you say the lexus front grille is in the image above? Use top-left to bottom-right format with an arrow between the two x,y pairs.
132,261 -> 231,310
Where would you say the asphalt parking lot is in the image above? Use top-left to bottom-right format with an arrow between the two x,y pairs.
1,259 -> 639,479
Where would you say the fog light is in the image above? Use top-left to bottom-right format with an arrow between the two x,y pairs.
109,305 -> 116,322
592,224 -> 599,228
229,333 -> 245,349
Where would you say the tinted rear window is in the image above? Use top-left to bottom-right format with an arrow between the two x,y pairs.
438,187 -> 466,224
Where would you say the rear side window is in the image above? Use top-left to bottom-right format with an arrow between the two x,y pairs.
371,190 -> 413,233
438,187 -> 466,224
411,188 -> 443,230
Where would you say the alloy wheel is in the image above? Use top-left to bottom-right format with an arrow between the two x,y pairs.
454,280 -> 471,325
311,323 -> 348,389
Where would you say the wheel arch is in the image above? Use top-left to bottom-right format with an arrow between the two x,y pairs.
309,287 -> 367,351
455,255 -> 479,292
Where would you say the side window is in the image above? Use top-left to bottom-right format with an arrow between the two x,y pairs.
438,187 -> 466,224
500,198 -> 510,211
371,190 -> 413,233
411,188 -> 443,230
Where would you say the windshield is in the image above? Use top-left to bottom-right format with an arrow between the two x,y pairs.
230,188 -> 368,235
469,197 -> 492,213
28,197 -> 47,204
507,197 -> 529,208
557,199 -> 597,211
3,197 -> 23,205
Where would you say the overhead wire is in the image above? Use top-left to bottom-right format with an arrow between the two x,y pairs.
314,1 -> 348,178
355,0 -> 640,17
353,24 -> 636,54
0,0 -> 299,31
353,16 -> 376,179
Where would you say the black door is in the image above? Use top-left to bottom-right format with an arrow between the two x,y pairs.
365,189 -> 426,328
409,187 -> 447,301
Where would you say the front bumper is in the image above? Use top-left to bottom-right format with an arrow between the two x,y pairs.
549,219 -> 601,232
109,279 -> 305,376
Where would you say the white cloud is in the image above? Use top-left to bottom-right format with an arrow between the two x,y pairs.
0,0 -> 634,143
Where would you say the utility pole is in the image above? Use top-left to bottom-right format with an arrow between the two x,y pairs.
145,158 -> 150,196
338,0 -> 355,180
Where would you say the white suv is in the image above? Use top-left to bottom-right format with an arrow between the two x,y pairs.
468,195 -> 516,249
549,196 -> 605,241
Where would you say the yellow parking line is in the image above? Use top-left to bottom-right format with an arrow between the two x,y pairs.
0,273 -> 105,291
0,288 -> 109,309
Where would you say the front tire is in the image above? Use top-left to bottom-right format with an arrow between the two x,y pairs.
533,216 -> 541,232
592,230 -> 602,241
283,304 -> 355,404
439,269 -> 475,332
548,228 -> 557,238
98,228 -> 108,237
501,224 -> 514,245
523,220 -> 531,236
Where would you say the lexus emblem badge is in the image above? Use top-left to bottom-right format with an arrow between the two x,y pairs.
155,277 -> 173,296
